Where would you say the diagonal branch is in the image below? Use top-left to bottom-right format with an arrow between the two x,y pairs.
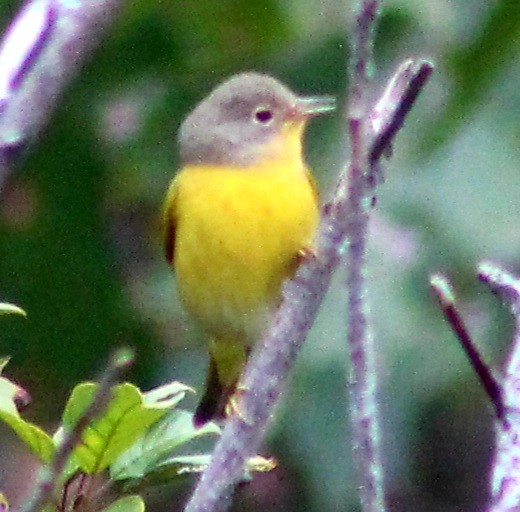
182,55 -> 433,512
431,262 -> 520,512
430,272 -> 505,422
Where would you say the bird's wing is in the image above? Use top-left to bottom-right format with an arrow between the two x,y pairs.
163,178 -> 178,264
305,167 -> 320,205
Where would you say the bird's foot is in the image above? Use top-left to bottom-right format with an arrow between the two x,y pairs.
225,384 -> 254,425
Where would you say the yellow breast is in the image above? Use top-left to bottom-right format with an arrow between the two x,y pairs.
170,158 -> 318,344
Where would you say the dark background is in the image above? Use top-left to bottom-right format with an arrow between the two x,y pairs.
1,1 -> 520,510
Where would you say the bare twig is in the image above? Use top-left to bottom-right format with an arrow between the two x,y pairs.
430,272 -> 505,422
341,58 -> 431,512
477,262 -> 520,512
21,348 -> 134,512
343,2 -> 385,511
0,0 -> 125,191
182,56 -> 433,512
431,263 -> 520,512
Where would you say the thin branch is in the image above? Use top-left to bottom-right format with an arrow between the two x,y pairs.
0,0 -> 125,192
343,11 -> 433,512
349,0 -> 378,115
343,2 -> 384,510
183,57 -> 433,512
430,272 -> 505,422
477,262 -> 520,512
340,58 -> 431,512
21,348 -> 134,512
432,263 -> 520,512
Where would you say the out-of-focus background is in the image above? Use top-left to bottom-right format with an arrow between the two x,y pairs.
1,0 -> 519,510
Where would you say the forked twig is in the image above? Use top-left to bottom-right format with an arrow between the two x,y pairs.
431,262 -> 520,512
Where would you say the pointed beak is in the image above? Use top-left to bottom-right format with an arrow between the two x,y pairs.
293,95 -> 336,118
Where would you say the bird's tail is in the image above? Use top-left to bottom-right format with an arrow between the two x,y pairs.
193,356 -> 235,427
193,336 -> 247,428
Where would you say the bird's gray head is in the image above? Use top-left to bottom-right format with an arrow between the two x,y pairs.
178,72 -> 335,167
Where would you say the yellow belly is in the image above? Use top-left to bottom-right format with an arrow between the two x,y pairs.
171,162 -> 318,345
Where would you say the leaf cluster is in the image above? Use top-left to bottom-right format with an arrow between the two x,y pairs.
0,353 -> 223,512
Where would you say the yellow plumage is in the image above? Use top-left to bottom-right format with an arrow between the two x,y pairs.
165,147 -> 318,384
162,72 -> 333,425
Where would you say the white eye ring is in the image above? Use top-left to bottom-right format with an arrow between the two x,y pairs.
252,106 -> 274,125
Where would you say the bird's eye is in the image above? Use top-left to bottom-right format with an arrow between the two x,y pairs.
253,106 -> 274,125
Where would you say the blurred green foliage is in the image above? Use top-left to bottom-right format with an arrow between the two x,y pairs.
1,1 -> 520,511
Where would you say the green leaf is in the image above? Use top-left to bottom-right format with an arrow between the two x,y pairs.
110,409 -> 220,482
62,381 -> 191,474
0,358 -> 10,373
0,405 -> 54,463
0,303 -> 26,317
0,361 -> 52,464
143,381 -> 194,408
0,359 -> 54,462
100,495 -> 145,512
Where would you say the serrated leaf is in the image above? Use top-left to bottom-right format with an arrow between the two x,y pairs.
110,409 -> 220,482
0,303 -> 26,316
62,381 -> 188,474
0,376 -> 54,462
100,495 -> 144,512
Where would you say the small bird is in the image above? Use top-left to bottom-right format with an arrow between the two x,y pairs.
163,72 -> 335,426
